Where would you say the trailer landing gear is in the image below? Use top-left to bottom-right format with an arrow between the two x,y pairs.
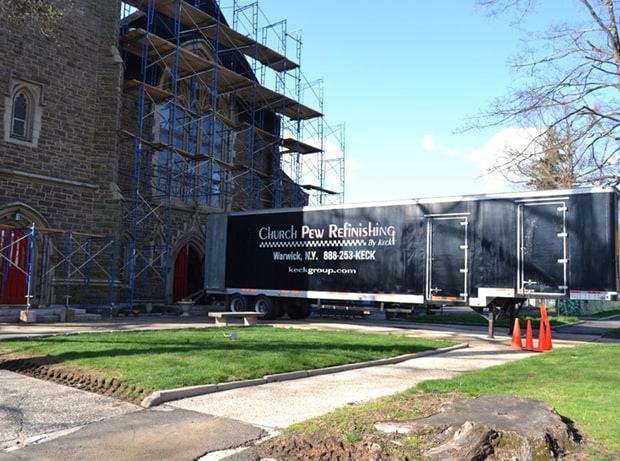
482,298 -> 526,338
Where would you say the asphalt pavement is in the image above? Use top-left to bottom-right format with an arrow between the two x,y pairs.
0,312 -> 617,460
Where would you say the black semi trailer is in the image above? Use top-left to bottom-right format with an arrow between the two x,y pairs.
205,187 -> 619,333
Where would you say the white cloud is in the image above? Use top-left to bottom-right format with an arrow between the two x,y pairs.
421,134 -> 436,151
469,127 -> 540,192
345,156 -> 360,176
420,134 -> 461,157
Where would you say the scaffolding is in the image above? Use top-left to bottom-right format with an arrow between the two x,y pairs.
119,0 -> 345,305
0,225 -> 117,310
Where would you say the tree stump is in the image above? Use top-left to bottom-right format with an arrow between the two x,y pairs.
375,394 -> 580,460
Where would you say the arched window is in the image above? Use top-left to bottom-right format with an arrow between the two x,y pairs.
155,40 -> 229,209
11,89 -> 33,141
4,80 -> 43,147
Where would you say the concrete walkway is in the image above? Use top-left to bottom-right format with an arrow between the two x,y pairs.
170,319 -> 590,431
0,315 -> 602,460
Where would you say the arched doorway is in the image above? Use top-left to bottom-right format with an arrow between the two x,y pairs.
0,204 -> 46,306
173,244 -> 203,302
0,228 -> 30,305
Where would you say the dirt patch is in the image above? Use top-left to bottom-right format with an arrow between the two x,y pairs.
254,393 -> 453,460
254,393 -> 589,461
0,353 -> 151,404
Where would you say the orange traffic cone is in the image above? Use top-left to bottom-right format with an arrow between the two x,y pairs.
537,318 -> 547,352
544,317 -> 553,351
523,319 -> 535,351
537,305 -> 551,352
541,304 -> 553,351
510,317 -> 523,349
540,303 -> 548,324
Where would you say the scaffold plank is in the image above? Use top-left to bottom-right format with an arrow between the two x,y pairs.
124,79 -> 175,102
121,29 -> 322,120
215,112 -> 242,129
124,0 -> 298,72
300,184 -> 338,195
121,28 -> 219,78
236,124 -> 319,154
281,138 -> 322,154
120,129 -> 236,168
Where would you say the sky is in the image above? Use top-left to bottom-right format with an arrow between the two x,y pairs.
216,1 -> 582,204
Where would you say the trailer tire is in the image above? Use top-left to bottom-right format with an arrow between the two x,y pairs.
287,303 -> 313,320
253,295 -> 278,320
228,294 -> 247,312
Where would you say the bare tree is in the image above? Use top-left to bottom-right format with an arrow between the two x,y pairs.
472,0 -> 620,189
2,0 -> 72,37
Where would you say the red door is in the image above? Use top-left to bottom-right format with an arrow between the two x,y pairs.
0,230 -> 29,305
173,244 -> 202,302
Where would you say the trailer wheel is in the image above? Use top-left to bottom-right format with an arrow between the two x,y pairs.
253,295 -> 278,320
228,294 -> 247,312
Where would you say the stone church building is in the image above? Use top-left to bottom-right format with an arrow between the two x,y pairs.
0,1 -> 339,311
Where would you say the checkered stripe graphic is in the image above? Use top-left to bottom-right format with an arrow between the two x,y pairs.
259,239 -> 366,249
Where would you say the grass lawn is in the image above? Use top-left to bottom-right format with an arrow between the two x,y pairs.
410,311 -> 580,328
1,323 -> 618,458
417,343 -> 620,458
409,307 -> 620,328
0,327 -> 453,399
284,342 -> 620,459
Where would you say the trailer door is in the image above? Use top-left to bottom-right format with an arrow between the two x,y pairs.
517,201 -> 567,296
426,215 -> 468,303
